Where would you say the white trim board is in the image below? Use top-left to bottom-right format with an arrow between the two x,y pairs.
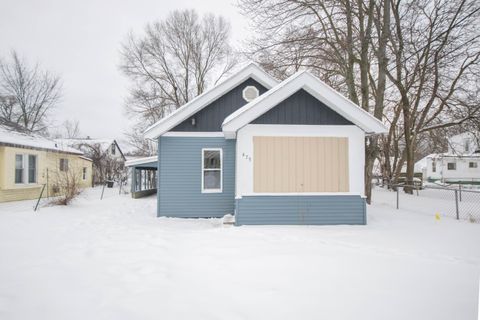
144,62 -> 279,140
236,192 -> 364,199
222,71 -> 387,138
162,132 -> 224,137
201,148 -> 223,193
125,156 -> 158,167
235,124 -> 366,197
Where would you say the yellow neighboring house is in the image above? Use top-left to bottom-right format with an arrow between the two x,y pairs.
0,123 -> 93,202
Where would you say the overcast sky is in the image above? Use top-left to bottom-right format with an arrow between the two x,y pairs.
0,0 -> 249,143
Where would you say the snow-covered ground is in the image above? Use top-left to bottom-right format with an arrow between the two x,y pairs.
0,187 -> 479,320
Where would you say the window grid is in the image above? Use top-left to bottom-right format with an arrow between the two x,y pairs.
201,148 -> 222,193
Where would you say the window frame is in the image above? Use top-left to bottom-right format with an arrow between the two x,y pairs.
201,148 -> 223,193
59,158 -> 69,172
15,154 -> 38,184
465,139 -> 470,153
447,162 -> 456,170
15,154 -> 24,184
82,167 -> 87,180
242,85 -> 259,102
28,155 -> 37,183
111,143 -> 116,155
431,160 -> 436,173
469,161 -> 478,168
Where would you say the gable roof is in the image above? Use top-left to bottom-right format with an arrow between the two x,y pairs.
55,138 -> 126,160
143,62 -> 279,139
222,71 -> 387,138
0,124 -> 83,155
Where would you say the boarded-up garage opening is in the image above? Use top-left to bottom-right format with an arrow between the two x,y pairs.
253,136 -> 349,192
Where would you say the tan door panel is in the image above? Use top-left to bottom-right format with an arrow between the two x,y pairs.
253,136 -> 349,192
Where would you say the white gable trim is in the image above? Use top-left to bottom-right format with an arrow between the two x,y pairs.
143,63 -> 279,140
222,71 -> 387,139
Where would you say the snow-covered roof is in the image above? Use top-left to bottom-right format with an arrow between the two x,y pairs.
125,156 -> 158,167
79,155 -> 93,162
143,62 -> 279,139
55,138 -> 115,152
429,152 -> 480,158
0,124 -> 83,154
222,71 -> 387,138
55,138 -> 126,160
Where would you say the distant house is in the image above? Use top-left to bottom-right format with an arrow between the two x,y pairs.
0,122 -> 93,202
143,62 -> 387,225
416,132 -> 480,184
55,138 -> 126,185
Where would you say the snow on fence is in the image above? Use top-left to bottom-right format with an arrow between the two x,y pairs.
379,184 -> 480,223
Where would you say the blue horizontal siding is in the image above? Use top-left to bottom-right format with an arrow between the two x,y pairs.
158,136 -> 235,218
235,195 -> 366,225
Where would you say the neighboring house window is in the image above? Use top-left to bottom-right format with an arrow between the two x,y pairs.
82,167 -> 87,180
28,155 -> 37,183
447,162 -> 456,170
111,144 -> 116,155
465,139 -> 470,153
469,162 -> 478,168
15,154 -> 24,183
202,148 -> 222,192
59,158 -> 69,171
432,160 -> 436,172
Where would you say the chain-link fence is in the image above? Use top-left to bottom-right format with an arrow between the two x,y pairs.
383,184 -> 480,223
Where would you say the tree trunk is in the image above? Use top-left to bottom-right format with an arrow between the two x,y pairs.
364,136 -> 378,204
403,144 -> 415,194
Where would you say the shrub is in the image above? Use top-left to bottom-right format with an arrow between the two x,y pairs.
50,167 -> 82,205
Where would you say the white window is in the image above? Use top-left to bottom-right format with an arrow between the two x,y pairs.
242,86 -> 259,102
469,162 -> 478,168
28,155 -> 37,183
15,154 -> 37,184
59,158 -> 69,172
111,144 -> 116,155
15,154 -> 24,184
202,148 -> 222,193
447,162 -> 456,170
82,167 -> 87,180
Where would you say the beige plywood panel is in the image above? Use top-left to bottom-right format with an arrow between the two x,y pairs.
253,136 -> 349,193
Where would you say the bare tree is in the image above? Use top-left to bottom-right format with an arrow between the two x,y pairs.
50,166 -> 82,206
62,120 -> 81,138
240,0 -> 480,197
120,9 -> 236,154
385,0 -> 480,193
124,126 -> 157,156
51,119 -> 82,139
0,50 -> 62,134
238,0 -> 390,203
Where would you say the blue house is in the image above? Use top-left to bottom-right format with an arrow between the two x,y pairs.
144,63 -> 386,225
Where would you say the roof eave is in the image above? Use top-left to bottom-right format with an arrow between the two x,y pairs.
222,71 -> 388,136
144,63 -> 279,140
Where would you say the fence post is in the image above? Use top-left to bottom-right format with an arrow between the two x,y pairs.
454,189 -> 459,220
459,184 -> 462,202
34,184 -> 46,212
396,188 -> 399,210
100,182 -> 106,200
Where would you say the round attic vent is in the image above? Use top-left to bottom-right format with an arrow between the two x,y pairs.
242,86 -> 259,102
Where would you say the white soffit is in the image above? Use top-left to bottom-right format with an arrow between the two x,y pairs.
143,62 -> 279,140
